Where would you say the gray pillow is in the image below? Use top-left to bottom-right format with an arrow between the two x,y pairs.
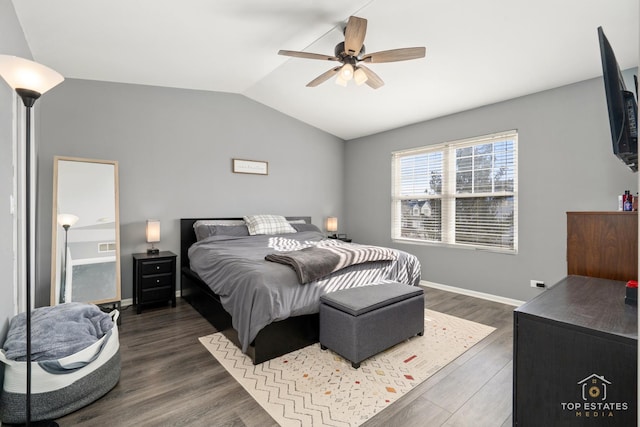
291,223 -> 322,233
195,224 -> 250,241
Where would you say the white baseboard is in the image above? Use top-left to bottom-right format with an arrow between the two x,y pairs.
421,280 -> 525,307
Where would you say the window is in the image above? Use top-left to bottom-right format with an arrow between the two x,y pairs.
392,130 -> 518,253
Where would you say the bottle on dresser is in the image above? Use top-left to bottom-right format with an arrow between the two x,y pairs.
623,190 -> 634,211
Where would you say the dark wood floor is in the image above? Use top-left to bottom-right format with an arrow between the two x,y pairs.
54,287 -> 515,426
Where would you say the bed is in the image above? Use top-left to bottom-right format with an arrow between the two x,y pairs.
180,216 -> 421,364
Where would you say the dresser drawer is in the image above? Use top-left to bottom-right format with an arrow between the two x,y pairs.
141,259 -> 173,275
140,274 -> 173,290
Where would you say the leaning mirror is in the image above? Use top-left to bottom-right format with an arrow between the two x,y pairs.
51,156 -> 121,306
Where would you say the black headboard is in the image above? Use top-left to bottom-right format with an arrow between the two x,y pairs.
180,217 -> 312,270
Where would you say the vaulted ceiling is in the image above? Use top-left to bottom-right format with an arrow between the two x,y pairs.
11,0 -> 639,140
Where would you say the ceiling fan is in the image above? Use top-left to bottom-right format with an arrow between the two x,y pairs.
278,16 -> 426,89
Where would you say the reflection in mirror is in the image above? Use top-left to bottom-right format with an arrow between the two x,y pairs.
51,157 -> 121,306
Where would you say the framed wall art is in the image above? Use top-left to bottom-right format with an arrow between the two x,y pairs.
232,158 -> 268,175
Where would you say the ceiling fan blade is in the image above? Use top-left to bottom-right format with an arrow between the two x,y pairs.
359,65 -> 384,89
344,16 -> 367,56
278,50 -> 339,61
361,47 -> 426,63
306,67 -> 341,87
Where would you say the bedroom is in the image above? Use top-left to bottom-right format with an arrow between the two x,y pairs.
0,0 -> 638,425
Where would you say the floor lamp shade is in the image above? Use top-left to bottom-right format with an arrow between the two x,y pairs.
0,55 -> 64,96
0,55 -> 63,426
57,213 -> 79,228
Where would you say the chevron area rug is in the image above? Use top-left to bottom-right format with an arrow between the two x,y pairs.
199,309 -> 495,427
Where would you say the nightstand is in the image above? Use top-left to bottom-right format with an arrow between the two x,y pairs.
328,235 -> 352,243
133,251 -> 177,314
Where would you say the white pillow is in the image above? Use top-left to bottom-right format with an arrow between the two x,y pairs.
243,215 -> 297,235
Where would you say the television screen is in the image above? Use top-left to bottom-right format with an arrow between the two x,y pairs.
597,26 -> 638,172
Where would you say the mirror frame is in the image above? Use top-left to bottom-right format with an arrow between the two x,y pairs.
50,156 -> 121,306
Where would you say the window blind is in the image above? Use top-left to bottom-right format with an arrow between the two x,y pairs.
391,130 -> 518,252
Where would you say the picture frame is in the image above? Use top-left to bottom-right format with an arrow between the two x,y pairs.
232,158 -> 268,175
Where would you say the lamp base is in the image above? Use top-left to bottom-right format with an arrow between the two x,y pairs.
147,248 -> 160,255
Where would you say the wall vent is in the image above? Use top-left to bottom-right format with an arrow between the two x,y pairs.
98,242 -> 116,253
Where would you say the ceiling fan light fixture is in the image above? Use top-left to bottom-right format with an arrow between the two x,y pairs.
339,63 -> 354,81
279,15 -> 426,89
354,67 -> 368,85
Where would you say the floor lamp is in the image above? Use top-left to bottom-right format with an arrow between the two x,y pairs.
57,213 -> 79,304
0,55 -> 64,427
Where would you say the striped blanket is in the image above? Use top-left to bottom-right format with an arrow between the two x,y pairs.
265,241 -> 398,284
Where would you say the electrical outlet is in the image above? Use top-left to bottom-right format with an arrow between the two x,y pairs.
530,280 -> 545,289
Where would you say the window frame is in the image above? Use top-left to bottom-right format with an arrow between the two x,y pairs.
391,130 -> 518,254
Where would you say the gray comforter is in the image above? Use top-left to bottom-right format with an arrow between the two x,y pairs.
188,230 -> 421,353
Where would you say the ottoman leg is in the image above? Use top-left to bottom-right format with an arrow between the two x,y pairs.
321,344 -> 327,350
351,361 -> 360,369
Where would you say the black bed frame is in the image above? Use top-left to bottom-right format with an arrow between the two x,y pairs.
180,217 -> 319,364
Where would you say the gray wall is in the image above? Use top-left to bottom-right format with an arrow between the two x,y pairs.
36,79 -> 345,305
345,73 -> 638,302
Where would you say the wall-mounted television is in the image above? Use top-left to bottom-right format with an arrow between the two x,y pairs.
597,26 -> 638,172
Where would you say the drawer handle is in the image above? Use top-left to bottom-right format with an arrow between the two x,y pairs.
156,279 -> 160,283
156,266 -> 160,270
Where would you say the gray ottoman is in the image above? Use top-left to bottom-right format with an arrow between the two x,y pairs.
319,282 -> 424,369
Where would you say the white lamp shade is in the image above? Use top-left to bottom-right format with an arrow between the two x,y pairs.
0,55 -> 64,94
146,220 -> 161,243
335,74 -> 348,87
354,67 -> 368,85
326,217 -> 338,233
339,63 -> 354,80
57,213 -> 79,228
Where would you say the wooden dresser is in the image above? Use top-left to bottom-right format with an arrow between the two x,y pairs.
567,211 -> 638,281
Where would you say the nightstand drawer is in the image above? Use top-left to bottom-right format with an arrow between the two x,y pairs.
140,274 -> 172,290
141,259 -> 173,275
140,286 -> 173,303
